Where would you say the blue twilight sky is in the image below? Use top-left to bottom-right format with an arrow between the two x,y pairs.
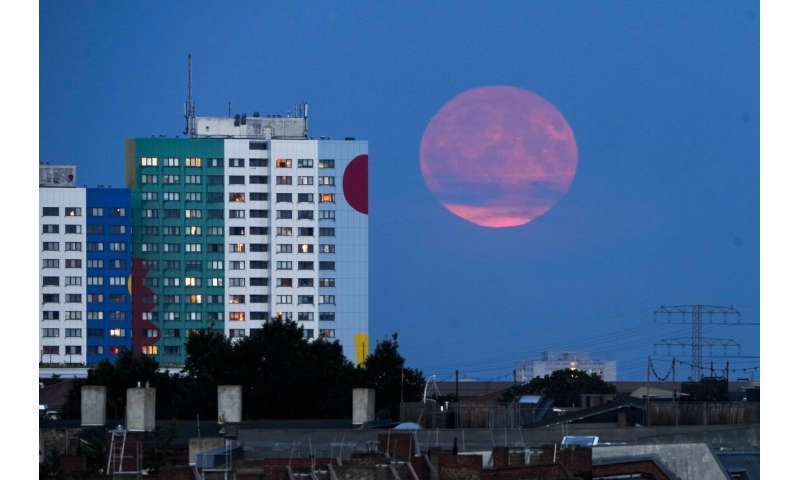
40,1 -> 759,380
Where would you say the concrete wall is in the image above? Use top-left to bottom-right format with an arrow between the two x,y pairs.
352,388 -> 375,425
188,437 -> 226,466
126,387 -> 156,431
80,385 -> 106,426
218,385 -> 242,423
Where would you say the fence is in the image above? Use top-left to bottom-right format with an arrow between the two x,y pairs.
648,401 -> 759,426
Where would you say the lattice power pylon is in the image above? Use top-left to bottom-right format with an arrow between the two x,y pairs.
653,305 -> 743,380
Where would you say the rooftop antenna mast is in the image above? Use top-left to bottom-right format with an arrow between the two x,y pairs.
184,54 -> 197,136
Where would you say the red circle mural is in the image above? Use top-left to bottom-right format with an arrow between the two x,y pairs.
343,154 -> 368,214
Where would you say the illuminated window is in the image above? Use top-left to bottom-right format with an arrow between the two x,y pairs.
142,345 -> 158,355
298,176 -> 314,185
208,260 -> 224,270
321,244 -> 335,253
207,277 -> 224,287
185,157 -> 202,167
229,192 -> 246,203
319,329 -> 336,338
229,312 -> 245,321
276,176 -> 292,185
229,227 -> 245,236
229,243 -> 246,253
185,209 -> 202,218
298,244 -> 313,253
109,328 -> 126,337
141,157 -> 158,166
277,278 -> 292,287
319,176 -> 335,186
320,278 -> 336,287
229,295 -> 245,304
320,295 -> 335,305
184,277 -> 200,287
186,225 -> 202,236
185,243 -> 202,253
276,227 -> 292,236
229,158 -> 245,167
276,158 -> 292,168
65,207 -> 81,217
319,159 -> 335,169
319,193 -> 335,203
187,294 -> 203,304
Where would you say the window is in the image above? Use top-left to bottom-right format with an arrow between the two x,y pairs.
141,174 -> 158,184
319,329 -> 336,338
298,312 -> 314,321
277,210 -> 292,220
320,278 -> 336,288
229,294 -> 245,304
43,259 -> 59,269
141,208 -> 158,218
208,260 -> 224,270
163,243 -> 180,253
208,192 -> 224,203
298,176 -> 314,185
276,175 -> 292,185
304,329 -> 314,339
43,242 -> 59,251
42,294 -> 59,303
320,312 -> 335,321
64,224 -> 81,234
185,192 -> 201,202
208,209 -> 223,219
276,193 -> 292,203
110,259 -> 126,269
185,225 -> 202,236
162,157 -> 179,167
229,158 -> 245,167
187,294 -> 203,304
87,276 -> 103,286
65,345 -> 82,355
229,312 -> 245,321
276,158 -> 292,168
186,311 -> 202,321
276,261 -> 292,270
319,176 -> 336,186
250,158 -> 268,167
250,209 -> 269,218
185,243 -> 202,253
163,174 -> 180,184
185,175 -> 202,184
42,207 -> 59,216
141,156 -> 158,166
277,295 -> 292,304
185,157 -> 202,167
79,259 -> 94,268
65,328 -> 82,338
249,141 -> 268,150
208,175 -> 224,185
298,261 -> 314,270
67,293 -> 82,303
297,193 -> 313,203
250,243 -> 269,252
143,226 -> 159,235
109,328 -> 126,337
230,329 -> 246,339
109,242 -> 126,251
42,328 -> 59,338
164,329 -> 180,338
144,329 -> 159,338
250,192 -> 269,201
250,260 -> 269,269
319,261 -> 336,271
167,207 -> 181,217
250,312 -> 269,321
229,277 -> 245,287
107,276 -> 125,286
250,277 -> 269,287
250,295 -> 269,303
276,244 -> 292,254
298,295 -> 314,305
185,209 -> 202,218
142,192 -> 158,201
141,243 -> 159,252
319,159 -> 335,169
319,193 -> 335,203
229,260 -> 245,270
87,328 -> 103,337
42,224 -> 59,234
298,227 -> 314,237
320,227 -> 335,237
42,276 -> 59,286
87,242 -> 104,252
208,312 -> 223,321
276,227 -> 292,236
298,278 -> 314,287
229,243 -> 246,253
320,295 -> 336,305
229,226 -> 245,236
87,311 -> 103,320
111,207 -> 126,216
298,158 -> 313,168
250,175 -> 269,184
110,294 -> 126,304
207,277 -> 224,287
229,192 -> 246,203
164,312 -> 180,321
250,226 -> 269,235
320,244 -> 335,253
163,277 -> 180,287
229,209 -> 245,219
164,346 -> 181,356
207,158 -> 223,167
184,276 -> 200,287
65,207 -> 82,216
298,243 -> 314,253
142,345 -> 157,355
298,210 -> 314,220
110,225 -> 127,234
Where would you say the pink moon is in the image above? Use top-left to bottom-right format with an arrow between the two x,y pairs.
419,86 -> 578,228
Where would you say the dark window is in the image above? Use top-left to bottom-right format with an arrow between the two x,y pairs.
250,175 -> 269,184
229,175 -> 245,185
249,158 -> 268,167
249,142 -> 268,150
42,207 -> 59,216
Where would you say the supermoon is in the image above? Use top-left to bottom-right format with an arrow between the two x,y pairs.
419,86 -> 578,228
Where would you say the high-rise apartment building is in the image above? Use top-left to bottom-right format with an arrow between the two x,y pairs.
514,352 -> 617,382
39,166 -> 132,366
126,108 -> 368,366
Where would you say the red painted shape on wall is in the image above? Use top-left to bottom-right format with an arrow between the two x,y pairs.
131,257 -> 159,355
343,154 -> 368,214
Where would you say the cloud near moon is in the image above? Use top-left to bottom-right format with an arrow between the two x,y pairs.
420,85 -> 578,228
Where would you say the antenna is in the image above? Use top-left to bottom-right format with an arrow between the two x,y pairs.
184,54 -> 197,136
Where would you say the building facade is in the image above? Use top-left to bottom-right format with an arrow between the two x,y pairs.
126,113 -> 368,366
514,352 -> 617,382
39,166 -> 132,366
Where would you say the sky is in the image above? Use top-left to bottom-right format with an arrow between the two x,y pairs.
40,0 -> 759,381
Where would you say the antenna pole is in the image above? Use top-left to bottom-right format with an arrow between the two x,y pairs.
184,54 -> 196,136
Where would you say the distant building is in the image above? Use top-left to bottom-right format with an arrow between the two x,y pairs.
514,352 -> 617,382
39,166 -> 132,365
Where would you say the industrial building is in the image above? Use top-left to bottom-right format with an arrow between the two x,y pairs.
514,352 -> 617,382
39,165 -> 132,366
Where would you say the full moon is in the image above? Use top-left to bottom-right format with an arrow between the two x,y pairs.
420,86 -> 578,228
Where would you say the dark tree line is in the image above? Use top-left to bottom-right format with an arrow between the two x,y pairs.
64,320 -> 424,420
499,368 -> 616,407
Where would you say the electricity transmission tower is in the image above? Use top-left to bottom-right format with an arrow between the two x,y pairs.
653,305 -> 753,381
